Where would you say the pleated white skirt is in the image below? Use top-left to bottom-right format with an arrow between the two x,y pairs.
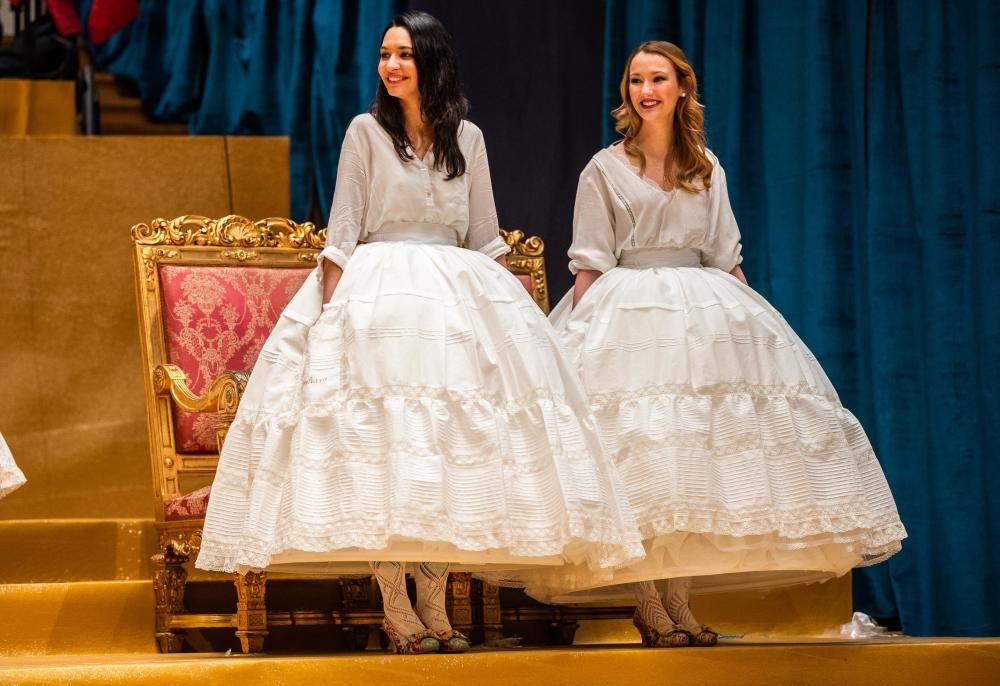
195,241 -> 643,576
517,263 -> 905,601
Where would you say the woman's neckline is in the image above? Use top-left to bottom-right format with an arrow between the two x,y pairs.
607,143 -> 678,195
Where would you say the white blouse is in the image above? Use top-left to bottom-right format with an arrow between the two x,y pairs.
568,145 -> 743,274
320,113 -> 510,268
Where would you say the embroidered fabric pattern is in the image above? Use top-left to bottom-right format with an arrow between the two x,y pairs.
159,265 -> 313,453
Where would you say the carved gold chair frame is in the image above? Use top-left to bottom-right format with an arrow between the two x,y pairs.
500,228 -> 550,314
133,215 -> 331,653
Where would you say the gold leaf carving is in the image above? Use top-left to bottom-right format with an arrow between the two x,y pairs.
132,215 -> 325,249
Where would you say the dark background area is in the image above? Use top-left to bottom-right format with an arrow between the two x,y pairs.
410,0 -> 606,297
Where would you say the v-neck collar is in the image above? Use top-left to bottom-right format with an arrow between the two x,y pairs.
606,144 -> 678,197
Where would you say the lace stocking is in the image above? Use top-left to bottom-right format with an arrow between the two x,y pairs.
660,577 -> 700,628
370,562 -> 426,636
634,580 -> 672,632
414,562 -> 453,634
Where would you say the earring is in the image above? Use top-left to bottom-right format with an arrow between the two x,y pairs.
681,93 -> 687,98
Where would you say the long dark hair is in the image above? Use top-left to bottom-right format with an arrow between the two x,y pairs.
371,11 -> 469,180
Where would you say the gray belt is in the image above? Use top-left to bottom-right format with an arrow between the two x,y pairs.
617,247 -> 701,268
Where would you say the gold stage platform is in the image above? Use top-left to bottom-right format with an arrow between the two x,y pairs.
0,640 -> 998,686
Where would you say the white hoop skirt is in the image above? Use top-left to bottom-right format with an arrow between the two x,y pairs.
195,242 -> 643,576
0,433 -> 26,499
518,264 -> 906,602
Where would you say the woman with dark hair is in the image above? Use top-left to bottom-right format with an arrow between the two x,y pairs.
0,432 -> 26,499
523,41 -> 906,647
195,11 -> 642,655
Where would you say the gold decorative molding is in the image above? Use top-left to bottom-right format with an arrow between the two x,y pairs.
141,247 -> 179,290
132,214 -> 326,249
501,228 -> 550,313
158,527 -> 203,557
501,228 -> 544,258
153,365 -> 248,417
220,249 -> 260,262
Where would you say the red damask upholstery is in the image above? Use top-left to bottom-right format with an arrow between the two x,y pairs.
515,274 -> 534,298
160,265 -> 313,453
164,485 -> 211,521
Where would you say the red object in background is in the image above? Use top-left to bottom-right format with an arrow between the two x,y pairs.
46,0 -> 83,36
87,0 -> 139,44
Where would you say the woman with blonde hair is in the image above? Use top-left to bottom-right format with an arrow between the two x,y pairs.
532,41 -> 906,647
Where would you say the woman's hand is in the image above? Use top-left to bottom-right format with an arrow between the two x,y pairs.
730,264 -> 748,286
323,260 -> 344,303
573,270 -> 601,308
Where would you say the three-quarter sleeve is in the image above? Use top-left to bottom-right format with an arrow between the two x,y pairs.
568,162 -> 618,274
464,127 -> 509,259
320,125 -> 367,270
701,160 -> 743,272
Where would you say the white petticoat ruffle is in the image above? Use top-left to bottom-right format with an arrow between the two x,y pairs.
0,432 -> 26,499
195,241 -> 644,576
514,264 -> 906,602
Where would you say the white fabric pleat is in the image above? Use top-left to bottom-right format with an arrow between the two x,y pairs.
195,242 -> 644,576
0,433 -> 26,499
515,265 -> 906,602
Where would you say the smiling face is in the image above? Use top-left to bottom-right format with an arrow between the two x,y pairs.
628,51 -> 684,124
378,26 -> 419,103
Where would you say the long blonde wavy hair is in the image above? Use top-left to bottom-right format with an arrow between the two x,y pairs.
613,41 -> 713,192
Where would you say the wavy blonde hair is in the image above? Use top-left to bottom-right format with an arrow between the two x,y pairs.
613,41 -> 713,192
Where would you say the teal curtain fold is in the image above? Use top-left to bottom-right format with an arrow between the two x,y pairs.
85,0 -> 398,220
604,0 -> 999,636
860,0 -> 1000,636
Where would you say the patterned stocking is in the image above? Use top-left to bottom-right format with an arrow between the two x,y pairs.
634,580 -> 673,632
370,562 -> 427,636
414,562 -> 453,634
661,576 -> 700,628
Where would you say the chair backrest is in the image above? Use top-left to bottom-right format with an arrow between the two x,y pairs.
500,229 -> 550,314
131,215 -> 324,517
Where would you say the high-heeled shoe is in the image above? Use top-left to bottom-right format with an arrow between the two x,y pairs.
632,610 -> 691,648
683,624 -> 718,647
382,618 -> 441,655
661,577 -> 718,647
433,628 -> 471,653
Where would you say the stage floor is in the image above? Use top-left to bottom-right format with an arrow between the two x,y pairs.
1,638 -> 997,686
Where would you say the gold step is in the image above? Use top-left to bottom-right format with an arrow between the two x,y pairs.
0,580 -> 155,655
0,639 -> 997,686
0,519 -> 156,583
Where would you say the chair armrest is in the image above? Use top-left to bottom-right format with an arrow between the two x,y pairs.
153,364 -> 249,418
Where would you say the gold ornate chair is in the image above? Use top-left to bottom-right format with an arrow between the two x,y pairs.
133,215 -> 328,653
132,217 -> 550,653
500,228 -> 550,313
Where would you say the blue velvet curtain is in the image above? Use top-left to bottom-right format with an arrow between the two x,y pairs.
82,0 -> 397,220
604,0 -> 999,636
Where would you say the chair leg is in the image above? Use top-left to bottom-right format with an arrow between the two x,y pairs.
152,549 -> 188,653
446,572 -> 474,637
234,571 -> 268,654
481,582 -> 504,642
